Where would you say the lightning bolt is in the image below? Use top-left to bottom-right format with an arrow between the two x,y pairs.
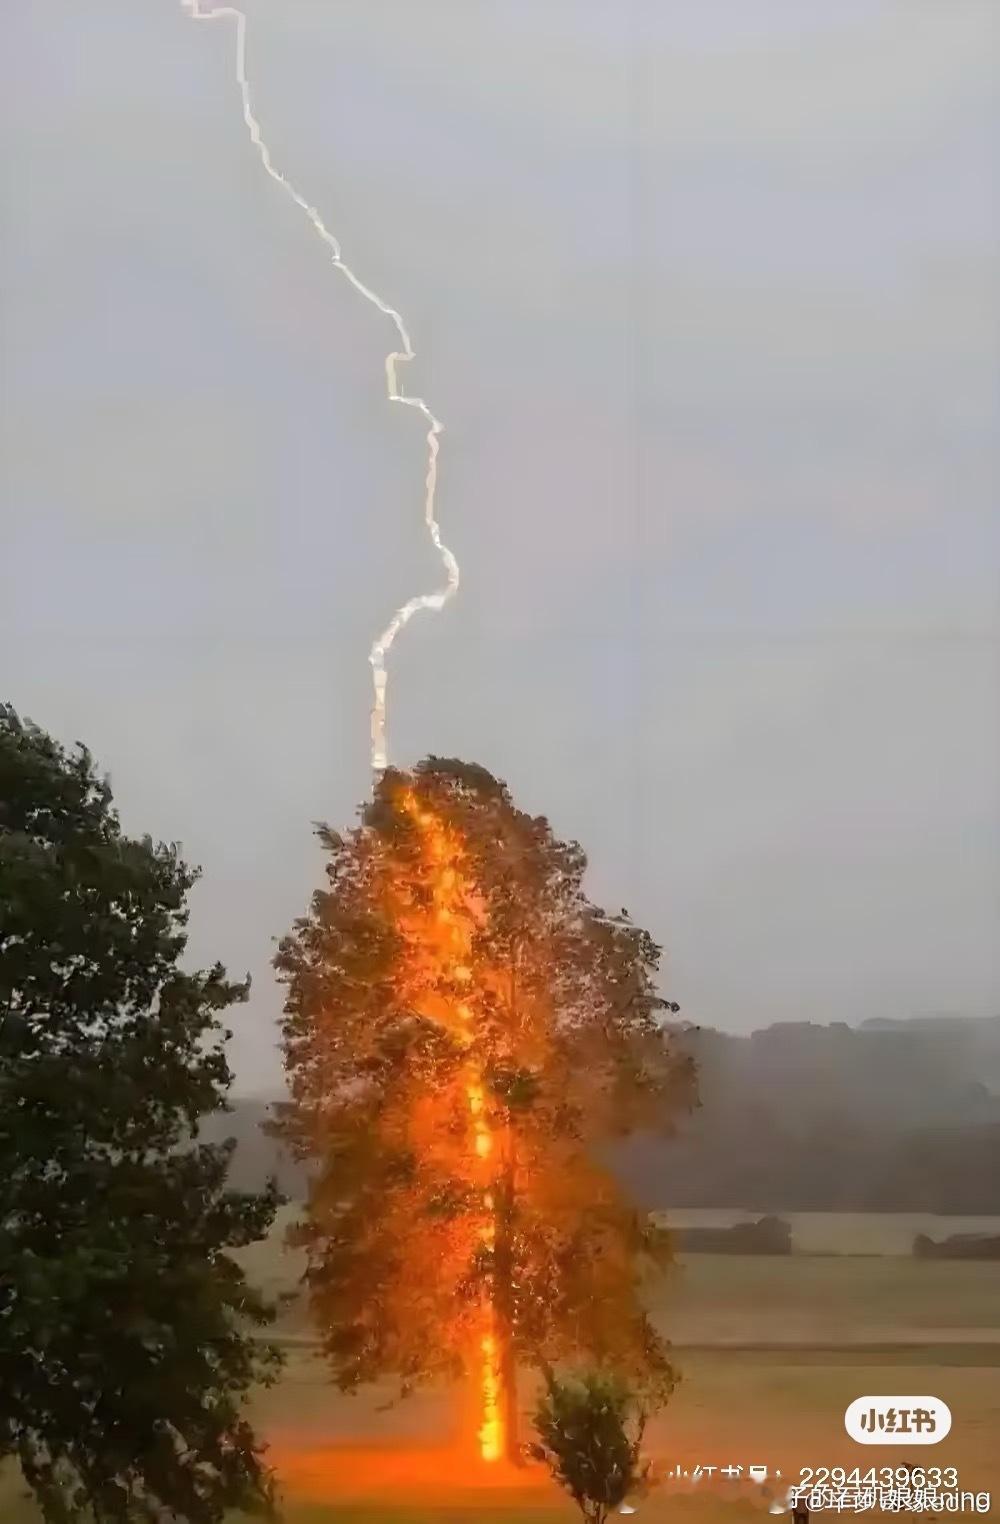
180,2 -> 460,773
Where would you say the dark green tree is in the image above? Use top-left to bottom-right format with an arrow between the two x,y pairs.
0,705 -> 281,1522
530,1369 -> 654,1522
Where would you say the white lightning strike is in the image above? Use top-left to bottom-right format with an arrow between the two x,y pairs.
180,2 -> 460,774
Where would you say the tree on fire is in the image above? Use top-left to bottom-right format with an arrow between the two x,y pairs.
274,758 -> 694,1461
0,706 -> 281,1522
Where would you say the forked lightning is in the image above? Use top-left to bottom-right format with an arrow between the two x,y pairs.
180,2 -> 460,772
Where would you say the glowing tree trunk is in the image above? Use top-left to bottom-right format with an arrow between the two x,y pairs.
470,1076 -> 504,1463
470,1081 -> 520,1463
492,1151 -> 521,1464
401,787 -> 512,1464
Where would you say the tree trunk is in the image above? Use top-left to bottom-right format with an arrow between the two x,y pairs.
493,949 -> 525,1465
499,1322 -> 520,1463
492,1138 -> 523,1465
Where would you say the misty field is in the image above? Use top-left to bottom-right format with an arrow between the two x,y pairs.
241,1203 -> 1000,1348
661,1253 -> 1000,1345
238,1207 -> 1000,1517
4,1347 -> 997,1521
5,1209 -> 997,1521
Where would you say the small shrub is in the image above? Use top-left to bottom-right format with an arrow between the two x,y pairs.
529,1369 -> 652,1523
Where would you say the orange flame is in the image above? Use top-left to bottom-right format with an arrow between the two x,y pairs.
397,786 -> 504,1462
478,1331 -> 504,1463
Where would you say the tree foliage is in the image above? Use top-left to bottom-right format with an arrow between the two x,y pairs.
530,1369 -> 652,1523
0,705 -> 281,1522
275,758 -> 692,1452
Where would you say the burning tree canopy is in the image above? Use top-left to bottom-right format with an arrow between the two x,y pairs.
274,759 -> 694,1463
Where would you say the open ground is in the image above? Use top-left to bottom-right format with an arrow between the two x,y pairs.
6,1209 -> 996,1521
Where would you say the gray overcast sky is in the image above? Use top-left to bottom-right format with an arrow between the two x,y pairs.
3,2 -> 998,1092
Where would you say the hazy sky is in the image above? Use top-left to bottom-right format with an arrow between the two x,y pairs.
3,2 -> 998,1092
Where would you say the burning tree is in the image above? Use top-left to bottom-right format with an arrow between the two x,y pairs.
274,759 -> 693,1463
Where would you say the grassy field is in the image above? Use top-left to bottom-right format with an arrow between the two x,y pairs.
239,1207 -> 1000,1517
245,1204 -> 1000,1348
5,1210 -> 998,1520
659,1253 -> 1000,1345
248,1342 -> 1000,1484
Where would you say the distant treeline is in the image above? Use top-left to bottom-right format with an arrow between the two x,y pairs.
617,1015 -> 1000,1214
666,1216 -> 792,1255
913,1232 -> 1000,1260
217,1015 -> 1000,1214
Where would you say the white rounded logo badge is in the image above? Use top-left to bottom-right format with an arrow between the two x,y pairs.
845,1396 -> 951,1445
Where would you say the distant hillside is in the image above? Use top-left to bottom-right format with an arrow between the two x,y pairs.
618,1014 -> 1000,1213
214,1015 -> 1000,1213
675,1014 -> 1000,1134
